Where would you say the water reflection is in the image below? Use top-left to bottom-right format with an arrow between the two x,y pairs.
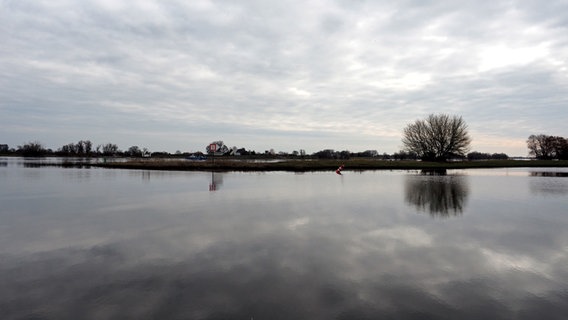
419,168 -> 449,176
529,171 -> 568,196
2,167 -> 568,319
2,225 -> 566,320
209,172 -> 224,191
404,170 -> 469,217
530,171 -> 568,177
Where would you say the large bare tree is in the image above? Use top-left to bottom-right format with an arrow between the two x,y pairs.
402,114 -> 471,161
527,134 -> 568,160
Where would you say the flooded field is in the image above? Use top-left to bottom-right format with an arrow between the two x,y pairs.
1,158 -> 567,319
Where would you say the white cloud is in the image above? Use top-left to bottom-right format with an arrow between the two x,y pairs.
478,44 -> 550,72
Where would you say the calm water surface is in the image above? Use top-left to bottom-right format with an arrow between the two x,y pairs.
1,158 -> 567,319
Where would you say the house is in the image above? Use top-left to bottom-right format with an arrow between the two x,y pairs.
206,141 -> 229,156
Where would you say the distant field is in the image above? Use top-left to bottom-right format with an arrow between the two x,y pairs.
93,158 -> 568,172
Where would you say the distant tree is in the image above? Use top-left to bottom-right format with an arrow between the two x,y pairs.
354,150 -> 379,158
527,134 -> 557,159
393,150 -> 418,160
338,150 -> 351,159
78,140 -> 92,155
127,146 -> 142,157
76,141 -> 84,154
57,140 -> 93,156
313,149 -> 336,159
467,151 -> 508,160
59,143 -> 77,155
467,151 -> 489,160
555,137 -> 568,160
236,148 -> 249,156
402,114 -> 471,161
18,141 -> 46,157
491,152 -> 509,160
545,136 -> 568,160
100,143 -> 119,156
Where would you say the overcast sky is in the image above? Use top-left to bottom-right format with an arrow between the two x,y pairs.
1,0 -> 567,155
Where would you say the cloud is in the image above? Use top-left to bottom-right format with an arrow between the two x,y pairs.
1,0 -> 567,154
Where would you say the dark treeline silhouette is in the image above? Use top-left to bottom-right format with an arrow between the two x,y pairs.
527,134 -> 568,160
467,151 -> 509,160
13,141 -> 47,157
2,140 -> 512,161
13,133 -> 568,162
3,140 -> 151,158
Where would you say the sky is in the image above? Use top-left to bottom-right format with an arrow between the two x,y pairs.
1,0 -> 567,156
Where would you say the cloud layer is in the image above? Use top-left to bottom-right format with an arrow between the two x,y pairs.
1,0 -> 567,154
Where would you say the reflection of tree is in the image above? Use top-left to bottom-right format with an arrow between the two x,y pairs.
529,172 -> 568,195
404,171 -> 469,217
530,172 -> 568,177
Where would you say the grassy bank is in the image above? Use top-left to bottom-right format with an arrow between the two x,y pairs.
93,158 -> 568,172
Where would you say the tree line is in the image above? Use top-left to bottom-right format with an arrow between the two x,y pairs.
3,140 -> 150,157
3,115 -> 566,161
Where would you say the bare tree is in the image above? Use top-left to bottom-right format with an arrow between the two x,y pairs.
527,134 -> 556,159
127,145 -> 142,157
402,114 -> 471,161
101,143 -> 119,156
18,141 -> 46,157
78,140 -> 92,155
527,134 -> 567,159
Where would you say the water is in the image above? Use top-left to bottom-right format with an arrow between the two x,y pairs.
1,158 -> 568,319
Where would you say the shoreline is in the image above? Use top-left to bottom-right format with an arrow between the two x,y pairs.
91,159 -> 568,172
5,156 -> 568,172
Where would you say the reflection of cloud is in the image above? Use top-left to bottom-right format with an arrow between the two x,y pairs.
404,171 -> 469,217
3,169 -> 568,319
1,235 -> 566,320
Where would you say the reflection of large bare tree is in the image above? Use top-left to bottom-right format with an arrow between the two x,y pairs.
404,170 -> 469,217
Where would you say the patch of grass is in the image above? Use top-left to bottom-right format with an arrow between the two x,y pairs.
93,159 -> 568,172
